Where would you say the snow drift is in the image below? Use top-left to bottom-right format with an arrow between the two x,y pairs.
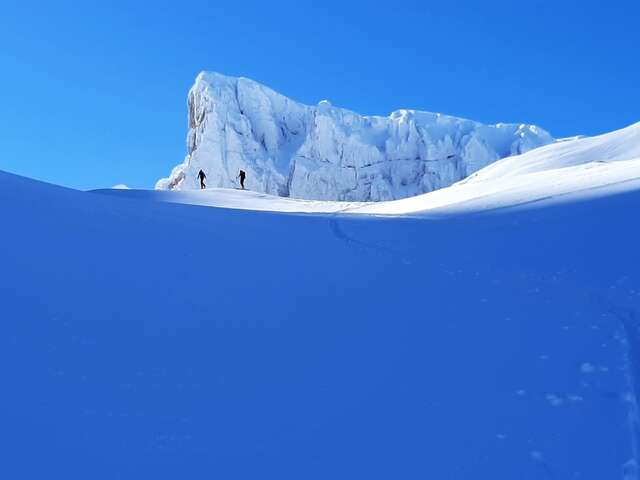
355,121 -> 640,215
156,72 -> 554,201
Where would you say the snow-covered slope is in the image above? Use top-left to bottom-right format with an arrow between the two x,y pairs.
121,122 -> 640,216
2,167 -> 640,478
465,120 -> 640,182
356,121 -> 640,215
156,72 -> 553,201
97,187 -> 367,214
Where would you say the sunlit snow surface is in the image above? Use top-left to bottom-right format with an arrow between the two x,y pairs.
128,122 -> 640,216
156,72 -> 554,201
1,122 -> 640,479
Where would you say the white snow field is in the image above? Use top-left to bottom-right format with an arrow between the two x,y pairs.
156,72 -> 554,201
115,122 -> 640,216
1,121 -> 640,479
357,120 -> 640,215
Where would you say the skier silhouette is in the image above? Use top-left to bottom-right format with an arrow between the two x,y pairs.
237,169 -> 246,190
197,169 -> 206,189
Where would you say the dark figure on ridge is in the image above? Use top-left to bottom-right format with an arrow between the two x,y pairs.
197,169 -> 206,189
238,169 -> 246,190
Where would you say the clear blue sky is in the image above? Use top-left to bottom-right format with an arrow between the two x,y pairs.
1,0 -> 638,189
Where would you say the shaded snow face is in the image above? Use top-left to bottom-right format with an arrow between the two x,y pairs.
4,168 -> 640,479
156,72 -> 554,201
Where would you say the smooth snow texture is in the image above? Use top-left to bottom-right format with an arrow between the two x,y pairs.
356,122 -> 640,215
96,187 -> 366,214
156,72 -> 553,201
466,121 -> 640,182
2,167 -> 640,479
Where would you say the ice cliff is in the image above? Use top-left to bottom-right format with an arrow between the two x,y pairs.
156,72 -> 554,201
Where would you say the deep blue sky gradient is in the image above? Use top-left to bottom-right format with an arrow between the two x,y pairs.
1,0 -> 638,189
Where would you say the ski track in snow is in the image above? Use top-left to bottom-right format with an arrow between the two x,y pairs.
597,298 -> 640,480
328,217 -> 412,264
4,167 -> 640,478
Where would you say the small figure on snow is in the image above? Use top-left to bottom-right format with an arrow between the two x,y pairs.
197,169 -> 206,189
237,169 -> 246,190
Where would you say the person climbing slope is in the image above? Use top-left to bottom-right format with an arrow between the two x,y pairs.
237,169 -> 246,190
197,169 -> 206,189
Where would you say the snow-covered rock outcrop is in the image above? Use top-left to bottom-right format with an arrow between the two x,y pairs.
157,72 -> 554,201
463,120 -> 640,182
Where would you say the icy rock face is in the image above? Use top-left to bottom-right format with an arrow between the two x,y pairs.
156,72 -> 554,201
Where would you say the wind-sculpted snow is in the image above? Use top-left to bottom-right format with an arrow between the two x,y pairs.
464,121 -> 640,182
355,122 -> 640,215
122,122 -> 640,216
156,72 -> 554,200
